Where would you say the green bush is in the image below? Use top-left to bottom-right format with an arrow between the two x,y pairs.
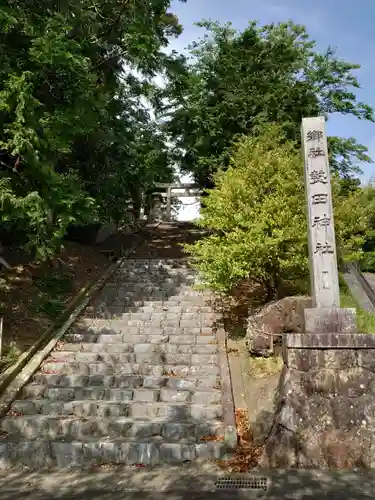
185,125 -> 368,297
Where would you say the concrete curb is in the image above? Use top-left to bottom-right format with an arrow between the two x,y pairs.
215,325 -> 238,453
343,263 -> 375,314
0,224 -> 159,417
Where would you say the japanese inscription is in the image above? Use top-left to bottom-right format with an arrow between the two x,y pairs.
311,193 -> 328,205
314,242 -> 334,255
310,169 -> 328,185
301,116 -> 340,307
308,146 -> 325,158
312,214 -> 331,228
306,130 -> 324,142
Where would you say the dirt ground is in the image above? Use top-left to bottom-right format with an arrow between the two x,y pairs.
0,241 -> 109,371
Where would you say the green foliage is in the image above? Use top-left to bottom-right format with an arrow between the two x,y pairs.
185,126 -> 308,295
165,20 -> 373,188
0,0 -> 185,258
357,183 -> 375,271
185,126 -> 369,295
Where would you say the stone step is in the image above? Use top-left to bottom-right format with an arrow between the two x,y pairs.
63,333 -> 170,344
58,342 -> 218,355
9,400 -> 224,420
86,304 -> 213,315
39,361 -> 220,377
0,416 -> 225,441
20,386 -> 222,404
61,333 -> 217,345
90,314 -> 212,324
79,313 -> 215,323
48,351 -> 219,366
70,324 -> 214,336
0,439 -> 227,468
32,373 -> 221,390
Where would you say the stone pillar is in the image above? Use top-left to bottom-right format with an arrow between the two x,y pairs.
166,187 -> 172,222
258,117 -> 371,468
301,116 -> 356,333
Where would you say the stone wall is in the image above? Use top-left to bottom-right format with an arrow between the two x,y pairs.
260,333 -> 375,468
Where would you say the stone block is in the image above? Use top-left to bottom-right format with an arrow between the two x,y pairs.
191,354 -> 218,365
196,335 -> 217,345
190,404 -> 223,420
159,443 -> 196,463
304,307 -> 357,333
132,389 -> 158,402
51,442 -> 84,468
284,347 -> 357,371
128,442 -> 160,465
161,422 -> 195,441
159,388 -> 191,403
357,351 -> 375,372
195,442 -> 226,460
126,422 -> 162,438
169,335 -> 196,345
191,390 -> 221,405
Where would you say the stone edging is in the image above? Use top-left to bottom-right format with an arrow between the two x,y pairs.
342,263 -> 375,314
0,224 -> 159,417
216,326 -> 238,453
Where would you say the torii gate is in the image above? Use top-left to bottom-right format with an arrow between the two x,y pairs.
150,182 -> 201,222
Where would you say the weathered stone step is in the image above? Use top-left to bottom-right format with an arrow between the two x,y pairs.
75,316 -> 215,330
10,400 -> 224,419
1,415 -> 224,441
21,385 -> 222,404
39,361 -> 220,377
0,439 -> 226,468
32,373 -> 220,390
63,333 -> 170,344
58,342 -> 218,355
87,304 -> 213,315
80,314 -> 214,325
68,325 -> 214,337
61,332 -> 217,345
49,351 -> 218,366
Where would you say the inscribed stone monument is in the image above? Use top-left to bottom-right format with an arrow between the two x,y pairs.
301,116 -> 356,333
301,116 -> 340,309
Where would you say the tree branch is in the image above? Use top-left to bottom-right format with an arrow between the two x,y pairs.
99,0 -> 131,38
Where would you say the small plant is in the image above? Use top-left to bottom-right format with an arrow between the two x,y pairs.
33,272 -> 73,320
0,341 -> 21,372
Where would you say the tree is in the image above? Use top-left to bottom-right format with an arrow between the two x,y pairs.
0,0 -> 185,258
185,126 -> 368,297
165,21 -> 373,189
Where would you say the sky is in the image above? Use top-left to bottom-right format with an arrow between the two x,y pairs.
168,0 -> 375,186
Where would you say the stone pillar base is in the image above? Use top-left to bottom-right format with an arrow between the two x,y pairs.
304,307 -> 357,333
259,333 -> 375,468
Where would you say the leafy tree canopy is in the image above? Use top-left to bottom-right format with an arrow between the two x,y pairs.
165,20 -> 373,188
0,0 -> 185,258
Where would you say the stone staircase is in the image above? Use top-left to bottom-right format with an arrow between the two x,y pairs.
0,259 -> 233,468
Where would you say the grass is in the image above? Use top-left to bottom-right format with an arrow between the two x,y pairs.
339,282 -> 375,334
246,355 -> 284,378
0,271 -> 72,371
33,272 -> 73,320
0,341 -> 22,373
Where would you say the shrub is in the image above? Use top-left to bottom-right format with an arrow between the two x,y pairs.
186,125 -> 367,297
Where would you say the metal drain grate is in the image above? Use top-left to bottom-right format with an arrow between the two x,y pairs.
215,476 -> 268,490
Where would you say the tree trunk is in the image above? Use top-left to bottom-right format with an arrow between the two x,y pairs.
129,185 -> 141,221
